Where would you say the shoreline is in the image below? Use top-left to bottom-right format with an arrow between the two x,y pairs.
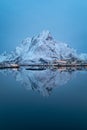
0,63 -> 87,70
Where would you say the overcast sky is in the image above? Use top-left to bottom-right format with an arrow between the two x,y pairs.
0,0 -> 87,53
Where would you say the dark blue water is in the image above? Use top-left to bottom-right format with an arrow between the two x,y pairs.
0,69 -> 87,130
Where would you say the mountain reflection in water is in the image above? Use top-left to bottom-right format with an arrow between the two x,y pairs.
0,67 -> 84,96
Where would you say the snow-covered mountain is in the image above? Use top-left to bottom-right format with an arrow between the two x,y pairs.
0,30 -> 87,64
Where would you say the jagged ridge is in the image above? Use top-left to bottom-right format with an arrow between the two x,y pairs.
0,30 -> 87,64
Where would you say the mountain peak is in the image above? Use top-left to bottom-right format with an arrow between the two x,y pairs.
37,30 -> 53,41
0,30 -> 87,64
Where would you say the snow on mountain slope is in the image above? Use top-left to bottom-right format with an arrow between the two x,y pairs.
15,30 -> 78,64
0,30 -> 87,64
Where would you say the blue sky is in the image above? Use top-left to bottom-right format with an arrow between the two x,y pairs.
0,0 -> 87,53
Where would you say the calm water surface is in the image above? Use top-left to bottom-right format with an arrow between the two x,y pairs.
0,68 -> 87,130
